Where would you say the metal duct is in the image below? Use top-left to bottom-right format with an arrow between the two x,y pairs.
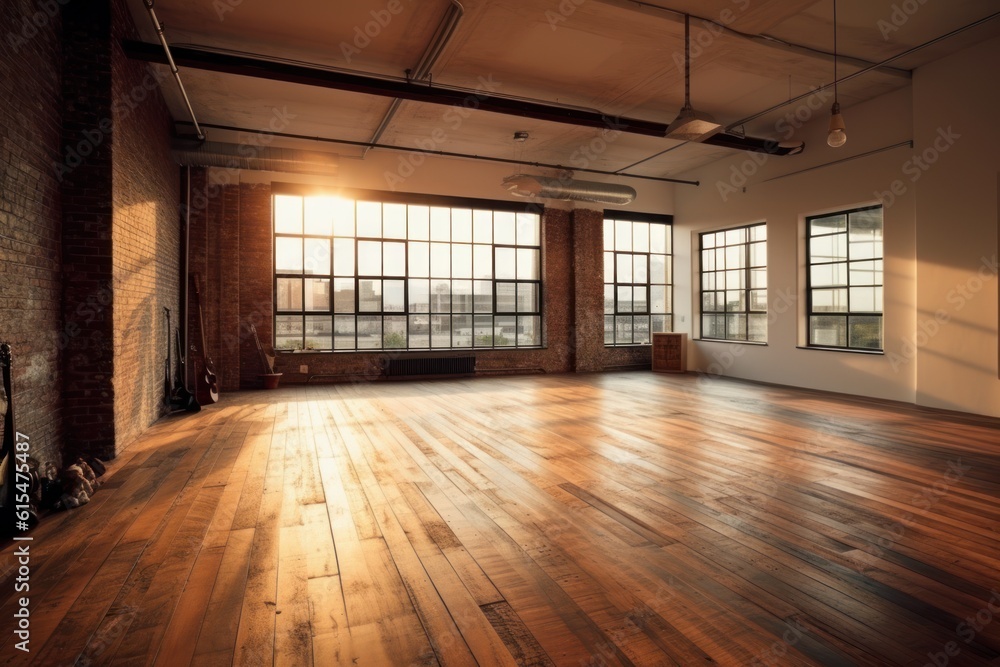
502,174 -> 637,205
171,141 -> 338,175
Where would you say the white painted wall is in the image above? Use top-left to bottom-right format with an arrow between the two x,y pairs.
912,35 -> 1000,417
674,34 -> 1000,417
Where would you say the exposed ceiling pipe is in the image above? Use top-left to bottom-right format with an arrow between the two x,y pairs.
172,141 -> 339,175
502,174 -> 637,205
362,0 -> 464,159
141,0 -> 204,141
122,40 -> 802,155
176,121 -> 700,186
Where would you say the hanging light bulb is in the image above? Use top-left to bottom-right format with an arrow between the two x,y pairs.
827,101 -> 847,147
827,0 -> 846,148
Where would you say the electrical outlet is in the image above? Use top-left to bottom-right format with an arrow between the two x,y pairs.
299,364 -> 308,374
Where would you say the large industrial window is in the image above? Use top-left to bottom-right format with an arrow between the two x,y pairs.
700,223 -> 767,342
806,205 -> 883,351
603,213 -> 673,345
273,192 -> 542,351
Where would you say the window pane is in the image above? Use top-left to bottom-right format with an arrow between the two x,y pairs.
430,243 -> 450,278
615,220 -> 632,251
431,315 -> 451,348
357,316 -> 381,349
276,278 -> 302,311
604,285 -> 614,314
518,283 -> 539,313
274,195 -> 303,233
809,315 -> 847,347
650,224 -> 667,254
702,291 -> 717,312
748,313 -> 767,342
702,314 -> 722,339
604,220 -> 614,251
810,214 -> 846,236
431,279 -> 450,313
357,201 -> 381,237
304,238 -> 330,275
701,248 -> 715,272
497,282 -> 517,313
726,313 -> 747,339
750,268 -> 767,289
615,316 -> 633,344
812,288 -> 848,312
750,242 -> 766,267
849,286 -> 882,313
473,210 -> 492,243
633,255 -> 648,283
409,279 -> 429,312
383,203 -> 406,239
409,241 -> 430,277
474,245 -> 493,279
750,290 -> 768,312
358,241 -> 381,275
517,248 -> 540,280
383,280 -> 405,312
408,205 -> 429,240
334,315 -> 355,350
725,290 -> 745,312
518,316 -> 541,346
495,316 -> 515,347
604,252 -> 614,283
633,316 -> 650,344
408,315 -> 430,349
333,238 -> 355,276
650,285 -> 667,314
333,278 -> 355,313
811,234 -> 847,262
633,286 -> 648,313
452,314 -> 472,347
452,244 -> 472,279
452,280 -> 472,312
383,242 -> 405,277
617,254 -> 633,283
517,213 -> 540,246
474,281 -> 492,312
651,315 -> 668,334
383,316 -> 406,348
726,269 -> 745,290
849,316 -> 883,349
495,247 -> 516,280
605,315 -> 615,344
649,255 -> 667,285
304,197 -> 336,235
275,315 -> 303,350
305,279 -> 330,311
430,207 -> 450,241
494,211 -> 516,245
702,272 -> 716,291
276,238 -> 302,273
332,198 -> 355,237
749,224 -> 766,242
305,316 -> 332,350
474,315 -> 494,347
850,260 -> 882,286
617,286 -> 633,313
811,262 -> 846,287
725,228 -> 746,245
452,209 -> 472,242
359,279 -> 381,312
632,222 -> 649,252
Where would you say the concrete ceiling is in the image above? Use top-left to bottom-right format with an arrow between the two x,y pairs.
127,0 -> 1000,179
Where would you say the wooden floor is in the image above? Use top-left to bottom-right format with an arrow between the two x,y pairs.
2,372 -> 1000,666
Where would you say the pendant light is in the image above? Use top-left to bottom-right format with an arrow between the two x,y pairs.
827,0 -> 847,147
665,14 -> 722,142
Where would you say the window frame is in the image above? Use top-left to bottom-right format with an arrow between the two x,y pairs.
602,210 -> 674,347
805,205 -> 884,352
272,186 -> 544,352
698,222 -> 768,343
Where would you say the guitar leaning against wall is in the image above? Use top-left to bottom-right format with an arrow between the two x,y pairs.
190,275 -> 220,405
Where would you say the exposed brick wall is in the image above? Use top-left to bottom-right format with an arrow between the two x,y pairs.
188,177 -> 653,389
0,0 -> 65,466
59,0 -> 117,459
110,0 -> 179,450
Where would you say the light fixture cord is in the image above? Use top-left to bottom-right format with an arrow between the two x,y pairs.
833,0 -> 838,102
684,14 -> 691,106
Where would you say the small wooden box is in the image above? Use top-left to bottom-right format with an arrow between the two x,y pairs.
652,333 -> 686,373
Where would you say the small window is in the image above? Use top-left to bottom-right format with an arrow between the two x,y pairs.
603,214 -> 673,345
700,223 -> 767,342
806,206 -> 883,351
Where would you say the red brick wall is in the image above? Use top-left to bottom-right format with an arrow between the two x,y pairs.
110,0 -> 180,450
188,175 -> 653,389
0,0 -> 65,466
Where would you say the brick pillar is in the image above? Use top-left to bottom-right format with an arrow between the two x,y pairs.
238,183 -> 273,388
572,208 -> 604,372
60,0 -> 116,458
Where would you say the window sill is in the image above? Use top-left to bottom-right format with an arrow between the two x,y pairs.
278,347 -> 548,354
604,344 -> 652,348
796,346 -> 884,355
696,339 -> 767,346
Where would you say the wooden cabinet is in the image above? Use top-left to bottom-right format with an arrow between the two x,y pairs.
652,333 -> 686,373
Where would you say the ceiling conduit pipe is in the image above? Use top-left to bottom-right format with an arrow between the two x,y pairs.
361,0 -> 464,158
142,0 -> 205,141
